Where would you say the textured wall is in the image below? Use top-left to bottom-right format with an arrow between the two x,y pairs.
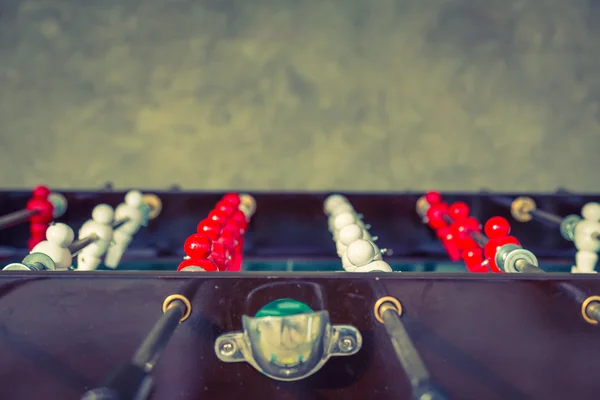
0,0 -> 599,191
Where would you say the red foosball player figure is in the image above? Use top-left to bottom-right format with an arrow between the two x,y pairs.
482,217 -> 520,273
27,185 -> 56,250
197,219 -> 222,240
423,192 -> 461,262
225,193 -> 255,271
196,217 -> 235,271
177,234 -> 218,272
178,193 -> 255,273
448,202 -> 488,273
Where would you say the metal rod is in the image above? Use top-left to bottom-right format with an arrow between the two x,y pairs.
112,218 -> 129,230
557,284 -> 600,325
68,234 -> 99,257
131,300 -> 186,372
470,231 -> 489,247
69,215 -> 134,258
441,210 -> 489,248
69,215 -> 135,257
380,305 -> 430,388
514,259 -> 545,273
489,195 -> 513,208
379,304 -> 447,399
109,199 -> 157,230
529,209 -> 563,225
514,261 -> 600,325
80,290 -> 191,400
556,282 -> 589,304
491,195 -> 564,226
0,209 -> 37,230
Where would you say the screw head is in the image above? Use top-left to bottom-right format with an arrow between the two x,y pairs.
220,341 -> 236,356
339,336 -> 356,352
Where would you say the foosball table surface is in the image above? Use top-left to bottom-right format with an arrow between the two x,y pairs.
0,189 -> 598,400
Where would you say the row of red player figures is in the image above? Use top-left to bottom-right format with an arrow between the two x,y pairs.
419,191 -> 525,273
26,185 -> 67,250
177,193 -> 255,272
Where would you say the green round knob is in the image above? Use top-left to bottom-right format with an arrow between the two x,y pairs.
255,298 -> 313,318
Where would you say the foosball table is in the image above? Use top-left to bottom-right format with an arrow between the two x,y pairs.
0,187 -> 599,400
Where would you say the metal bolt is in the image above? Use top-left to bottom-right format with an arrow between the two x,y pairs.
220,341 -> 236,356
339,336 -> 355,352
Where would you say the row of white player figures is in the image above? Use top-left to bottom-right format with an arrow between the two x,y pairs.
28,190 -> 152,271
571,202 -> 600,274
324,194 -> 392,273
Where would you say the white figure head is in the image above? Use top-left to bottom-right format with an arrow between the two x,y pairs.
582,202 -> 600,222
346,239 -> 380,267
324,195 -> 348,214
46,223 -> 75,247
125,190 -> 143,208
92,204 -> 114,225
330,202 -> 354,217
338,224 -> 364,246
333,212 -> 358,232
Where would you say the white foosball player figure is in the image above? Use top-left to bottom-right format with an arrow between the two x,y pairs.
341,239 -> 389,272
104,190 -> 145,269
330,211 -> 371,239
331,211 -> 360,236
336,224 -> 374,256
324,194 -> 349,215
324,194 -> 393,273
77,204 -> 115,271
328,207 -> 354,229
572,202 -> 600,274
30,223 -> 74,270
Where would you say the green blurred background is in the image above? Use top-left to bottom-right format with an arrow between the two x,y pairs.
1,0 -> 599,192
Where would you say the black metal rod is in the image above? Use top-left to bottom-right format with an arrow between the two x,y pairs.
70,216 -> 132,257
380,306 -> 430,387
379,305 -> 448,399
489,195 -> 513,208
0,209 -> 37,230
470,231 -> 489,247
441,210 -> 488,247
513,262 -> 600,325
70,215 -> 132,258
112,218 -> 129,230
81,280 -> 198,400
557,282 -> 600,324
491,196 -> 563,226
132,300 -> 186,371
79,300 -> 186,400
556,282 -> 589,304
68,235 -> 99,256
529,209 -> 563,225
514,260 -> 545,273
